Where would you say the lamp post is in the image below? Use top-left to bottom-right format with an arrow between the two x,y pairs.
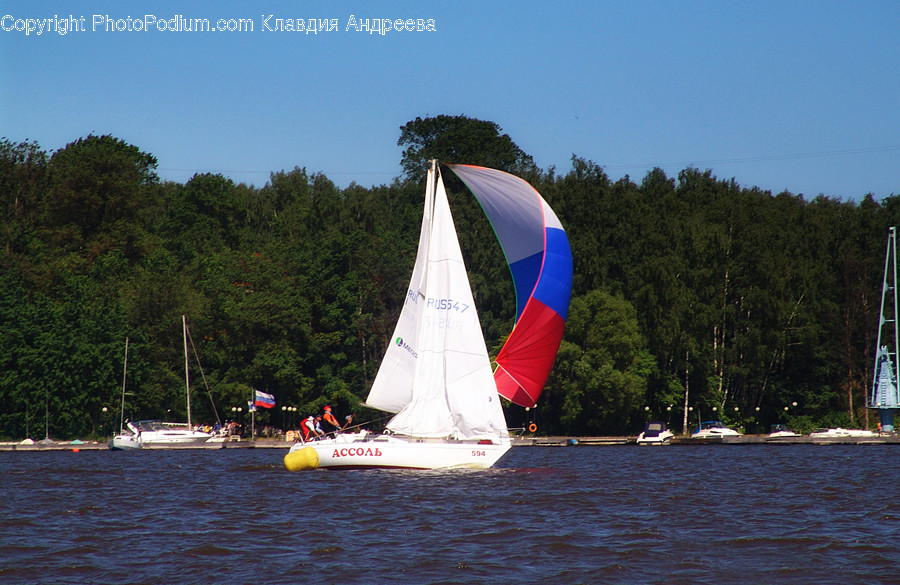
231,406 -> 243,437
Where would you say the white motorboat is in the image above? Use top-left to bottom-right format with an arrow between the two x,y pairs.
285,162 -> 572,471
808,427 -> 876,438
691,420 -> 742,438
636,421 -> 674,445
768,424 -> 800,438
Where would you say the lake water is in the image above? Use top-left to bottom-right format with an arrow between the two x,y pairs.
1,444 -> 898,584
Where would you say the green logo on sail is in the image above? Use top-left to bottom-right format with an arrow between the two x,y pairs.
395,337 -> 417,358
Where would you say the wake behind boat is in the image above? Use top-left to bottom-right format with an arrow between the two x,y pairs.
285,161 -> 572,471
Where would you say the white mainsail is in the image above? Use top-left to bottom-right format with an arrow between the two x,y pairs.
368,163 -> 508,440
364,163 -> 435,413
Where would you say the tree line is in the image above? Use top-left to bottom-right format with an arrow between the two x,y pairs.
1,115 -> 897,440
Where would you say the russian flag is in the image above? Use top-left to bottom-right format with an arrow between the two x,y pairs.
254,390 -> 276,409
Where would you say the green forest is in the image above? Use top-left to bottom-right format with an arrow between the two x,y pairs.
2,115 -> 898,441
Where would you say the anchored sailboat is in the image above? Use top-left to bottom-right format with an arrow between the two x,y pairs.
285,161 -> 572,470
108,337 -> 142,450
869,227 -> 900,432
119,317 -> 216,448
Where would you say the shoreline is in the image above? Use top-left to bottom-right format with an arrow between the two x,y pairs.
3,433 -> 900,452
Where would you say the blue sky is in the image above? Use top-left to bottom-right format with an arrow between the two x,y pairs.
2,0 -> 899,198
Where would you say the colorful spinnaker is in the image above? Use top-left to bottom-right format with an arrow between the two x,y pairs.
447,164 -> 573,408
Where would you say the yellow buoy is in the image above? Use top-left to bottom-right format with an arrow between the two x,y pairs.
284,446 -> 319,471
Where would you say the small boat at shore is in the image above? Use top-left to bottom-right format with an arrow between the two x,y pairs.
636,421 -> 674,445
808,427 -> 876,438
691,420 -> 741,438
768,424 -> 800,438
108,338 -> 142,451
110,318 -> 218,450
124,420 -> 213,447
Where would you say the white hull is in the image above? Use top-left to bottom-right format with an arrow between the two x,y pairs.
127,421 -> 212,448
138,430 -> 213,447
768,424 -> 798,438
692,421 -> 742,438
809,427 -> 876,438
692,429 -> 741,438
636,431 -> 674,445
286,432 -> 511,470
108,434 -> 142,450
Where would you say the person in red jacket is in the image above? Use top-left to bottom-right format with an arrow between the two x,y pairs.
301,415 -> 323,441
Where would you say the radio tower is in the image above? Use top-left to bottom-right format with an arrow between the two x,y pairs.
869,227 -> 900,432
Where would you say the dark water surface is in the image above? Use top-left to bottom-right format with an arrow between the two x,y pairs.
1,445 -> 898,584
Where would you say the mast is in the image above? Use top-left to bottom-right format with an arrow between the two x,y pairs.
869,227 -> 900,432
119,337 -> 129,434
183,315 -> 192,428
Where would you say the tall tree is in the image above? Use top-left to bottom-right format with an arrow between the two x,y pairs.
398,115 -> 536,179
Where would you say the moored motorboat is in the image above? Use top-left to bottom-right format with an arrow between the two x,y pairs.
768,424 -> 800,438
691,420 -> 742,438
808,427 -> 876,438
636,421 -> 674,445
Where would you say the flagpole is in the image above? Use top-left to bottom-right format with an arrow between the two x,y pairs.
251,389 -> 256,440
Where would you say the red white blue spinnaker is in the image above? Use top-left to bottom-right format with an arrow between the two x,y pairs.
447,164 -> 573,408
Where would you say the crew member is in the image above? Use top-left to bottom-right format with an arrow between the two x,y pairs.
321,405 -> 342,435
302,415 -> 323,441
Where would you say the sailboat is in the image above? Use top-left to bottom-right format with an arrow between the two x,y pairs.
285,161 -> 572,471
126,316 -> 214,448
868,226 -> 900,432
108,338 -> 142,450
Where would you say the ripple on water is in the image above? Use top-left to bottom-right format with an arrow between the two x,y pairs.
2,445 -> 900,585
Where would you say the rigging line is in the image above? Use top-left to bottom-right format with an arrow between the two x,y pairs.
185,321 -> 222,427
604,145 -> 900,171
